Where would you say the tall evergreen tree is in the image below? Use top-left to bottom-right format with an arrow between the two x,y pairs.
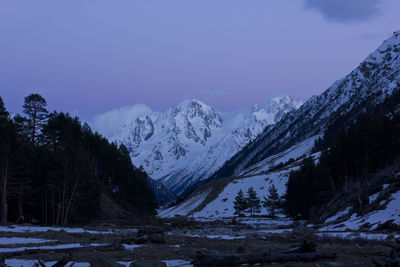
23,93 -> 48,145
0,96 -> 157,225
0,96 -> 11,224
233,189 -> 246,216
263,184 -> 281,217
246,187 -> 261,216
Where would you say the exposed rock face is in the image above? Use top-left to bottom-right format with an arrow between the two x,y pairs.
107,97 -> 301,195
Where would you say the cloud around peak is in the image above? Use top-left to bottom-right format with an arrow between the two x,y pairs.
304,0 -> 382,24
90,104 -> 156,139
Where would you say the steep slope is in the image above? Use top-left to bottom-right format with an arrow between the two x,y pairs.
320,162 -> 400,231
106,96 -> 301,196
211,31 -> 400,180
146,177 -> 177,206
159,136 -> 318,219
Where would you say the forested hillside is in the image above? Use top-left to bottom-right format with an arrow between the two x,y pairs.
0,94 -> 156,226
285,89 -> 400,220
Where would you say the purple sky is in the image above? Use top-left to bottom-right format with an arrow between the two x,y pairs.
1,0 -> 400,120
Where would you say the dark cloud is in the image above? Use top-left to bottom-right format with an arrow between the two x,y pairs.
304,0 -> 382,23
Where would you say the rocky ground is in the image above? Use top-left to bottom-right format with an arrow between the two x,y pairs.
0,216 -> 398,266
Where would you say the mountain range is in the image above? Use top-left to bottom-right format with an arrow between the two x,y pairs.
96,96 -> 302,196
158,31 -> 400,230
95,31 -> 400,203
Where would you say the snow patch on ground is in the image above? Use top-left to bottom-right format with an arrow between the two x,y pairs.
325,207 -> 352,223
316,232 -> 400,240
0,243 -> 106,253
185,234 -> 245,240
0,225 -> 112,234
118,260 -> 193,267
0,237 -> 54,245
5,259 -> 90,267
164,260 -> 193,267
122,244 -> 143,250
322,191 -> 400,231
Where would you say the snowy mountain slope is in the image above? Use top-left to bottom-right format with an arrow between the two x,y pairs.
211,31 -> 400,180
238,135 -> 320,177
321,175 -> 400,231
159,136 -> 319,219
99,96 -> 301,196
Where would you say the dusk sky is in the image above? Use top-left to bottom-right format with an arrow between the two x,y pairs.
1,0 -> 400,121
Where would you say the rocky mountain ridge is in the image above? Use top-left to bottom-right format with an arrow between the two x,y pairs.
102,96 -> 302,195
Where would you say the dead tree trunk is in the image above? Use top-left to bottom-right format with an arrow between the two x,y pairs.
0,161 -> 8,225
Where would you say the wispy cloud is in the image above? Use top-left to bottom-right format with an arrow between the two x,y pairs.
91,104 -> 155,138
304,0 -> 382,23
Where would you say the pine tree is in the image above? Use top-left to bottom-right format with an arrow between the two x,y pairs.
0,96 -> 11,224
0,97 -> 8,120
22,93 -> 48,145
263,184 -> 281,217
246,187 -> 261,216
233,189 -> 246,217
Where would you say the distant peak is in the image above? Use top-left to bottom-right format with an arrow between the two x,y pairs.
178,98 -> 206,107
270,95 -> 291,102
268,95 -> 303,109
176,99 -> 213,112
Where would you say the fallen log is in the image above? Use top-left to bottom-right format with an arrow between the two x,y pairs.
192,251 -> 337,266
0,243 -> 123,258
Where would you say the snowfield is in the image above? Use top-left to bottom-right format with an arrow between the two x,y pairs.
159,136 -> 319,219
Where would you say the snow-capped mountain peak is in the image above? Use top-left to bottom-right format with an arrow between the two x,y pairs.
210,31 -> 400,180
94,96 -> 301,194
95,95 -> 302,195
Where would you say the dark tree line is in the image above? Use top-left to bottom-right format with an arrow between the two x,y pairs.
234,185 -> 282,217
234,187 -> 261,216
0,94 -> 156,226
285,111 -> 400,219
